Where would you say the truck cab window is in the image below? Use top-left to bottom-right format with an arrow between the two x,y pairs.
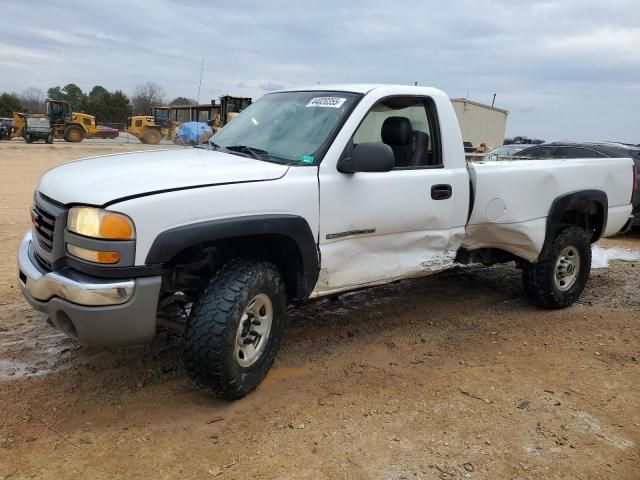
352,97 -> 440,168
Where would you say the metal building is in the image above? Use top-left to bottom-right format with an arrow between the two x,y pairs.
451,98 -> 509,150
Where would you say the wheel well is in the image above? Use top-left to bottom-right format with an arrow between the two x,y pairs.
558,199 -> 604,242
161,234 -> 306,303
547,191 -> 607,244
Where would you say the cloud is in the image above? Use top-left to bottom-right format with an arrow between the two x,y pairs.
545,27 -> 640,63
259,82 -> 286,92
0,42 -> 49,60
0,0 -> 639,142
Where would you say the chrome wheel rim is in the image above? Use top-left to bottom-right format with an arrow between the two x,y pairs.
234,293 -> 273,367
554,246 -> 580,291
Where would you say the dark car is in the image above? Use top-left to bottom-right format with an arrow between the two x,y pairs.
24,116 -> 53,144
93,125 -> 120,139
486,144 -> 532,159
0,117 -> 13,140
517,142 -> 640,227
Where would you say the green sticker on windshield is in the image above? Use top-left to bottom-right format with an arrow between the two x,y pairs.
300,154 -> 315,164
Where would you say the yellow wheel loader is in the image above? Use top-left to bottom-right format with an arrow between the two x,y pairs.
10,100 -> 97,143
46,99 -> 97,142
126,107 -> 178,145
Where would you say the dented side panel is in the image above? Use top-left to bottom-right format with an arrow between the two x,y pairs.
464,157 -> 634,260
313,227 -> 465,296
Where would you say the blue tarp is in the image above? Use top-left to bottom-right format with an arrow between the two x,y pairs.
176,121 -> 213,145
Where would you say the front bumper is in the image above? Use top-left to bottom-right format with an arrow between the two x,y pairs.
18,230 -> 162,346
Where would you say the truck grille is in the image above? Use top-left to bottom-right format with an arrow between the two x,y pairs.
31,192 -> 67,266
32,204 -> 56,251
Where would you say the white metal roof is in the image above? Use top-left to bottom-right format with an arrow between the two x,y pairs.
274,84 -> 422,94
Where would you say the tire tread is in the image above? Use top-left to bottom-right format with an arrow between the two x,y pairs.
183,258 -> 286,400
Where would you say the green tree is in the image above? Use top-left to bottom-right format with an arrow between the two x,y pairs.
89,85 -> 109,100
109,90 -> 132,123
0,93 -> 24,117
47,84 -> 87,111
170,96 -> 197,106
82,86 -> 132,123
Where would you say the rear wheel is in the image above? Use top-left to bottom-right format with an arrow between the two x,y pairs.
25,134 -> 33,144
64,125 -> 84,142
143,129 -> 161,145
183,259 -> 287,400
46,134 -> 53,144
522,226 -> 591,309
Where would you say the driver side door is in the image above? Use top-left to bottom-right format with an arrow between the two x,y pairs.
316,95 -> 462,295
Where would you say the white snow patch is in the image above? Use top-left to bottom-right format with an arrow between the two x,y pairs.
592,245 -> 640,269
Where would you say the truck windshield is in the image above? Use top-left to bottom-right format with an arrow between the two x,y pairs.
28,117 -> 50,127
210,91 -> 360,164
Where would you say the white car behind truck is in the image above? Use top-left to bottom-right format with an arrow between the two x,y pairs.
18,85 -> 636,399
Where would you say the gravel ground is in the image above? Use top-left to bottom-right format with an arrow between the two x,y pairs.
0,141 -> 639,479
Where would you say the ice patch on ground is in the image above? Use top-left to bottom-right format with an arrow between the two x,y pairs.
592,246 -> 640,269
571,410 -> 635,449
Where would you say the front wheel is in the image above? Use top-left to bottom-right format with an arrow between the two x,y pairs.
143,128 -> 161,145
183,259 -> 287,400
64,125 -> 84,142
522,226 -> 591,309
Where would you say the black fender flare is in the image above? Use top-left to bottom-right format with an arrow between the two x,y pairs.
545,189 -> 608,247
145,214 -> 319,299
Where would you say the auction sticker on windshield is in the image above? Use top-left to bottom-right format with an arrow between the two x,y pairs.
306,97 -> 347,108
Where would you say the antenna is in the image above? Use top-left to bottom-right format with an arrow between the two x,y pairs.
491,93 -> 496,107
197,57 -> 205,104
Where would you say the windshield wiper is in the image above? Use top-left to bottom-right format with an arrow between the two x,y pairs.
205,139 -> 222,150
224,145 -> 268,160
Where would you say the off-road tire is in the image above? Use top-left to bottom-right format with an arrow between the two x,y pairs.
143,129 -> 161,145
183,259 -> 287,400
522,225 -> 591,309
64,125 -> 84,142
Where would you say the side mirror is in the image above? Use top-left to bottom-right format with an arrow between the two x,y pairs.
338,142 -> 395,173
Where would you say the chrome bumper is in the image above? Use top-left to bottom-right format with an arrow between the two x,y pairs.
17,230 -> 162,346
18,230 -> 134,306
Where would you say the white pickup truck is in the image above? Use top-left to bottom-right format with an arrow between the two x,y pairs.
18,85 -> 636,399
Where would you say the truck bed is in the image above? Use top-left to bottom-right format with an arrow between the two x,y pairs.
464,157 -> 634,261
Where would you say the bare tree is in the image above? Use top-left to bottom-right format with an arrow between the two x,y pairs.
19,87 -> 46,114
131,81 -> 166,115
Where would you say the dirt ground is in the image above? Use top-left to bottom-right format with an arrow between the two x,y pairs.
0,141 -> 639,480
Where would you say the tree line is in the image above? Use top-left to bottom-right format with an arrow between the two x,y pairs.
0,82 -> 197,123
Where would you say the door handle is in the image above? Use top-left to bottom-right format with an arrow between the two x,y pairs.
431,184 -> 452,200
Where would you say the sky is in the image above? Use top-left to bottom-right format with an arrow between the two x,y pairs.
1,0 -> 639,142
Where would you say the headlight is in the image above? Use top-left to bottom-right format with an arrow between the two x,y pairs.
67,207 -> 135,240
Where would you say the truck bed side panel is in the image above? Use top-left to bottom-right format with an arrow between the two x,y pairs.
464,158 -> 633,262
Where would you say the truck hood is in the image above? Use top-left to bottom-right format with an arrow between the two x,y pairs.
38,148 -> 290,206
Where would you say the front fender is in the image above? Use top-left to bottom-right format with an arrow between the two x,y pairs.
145,214 -> 320,298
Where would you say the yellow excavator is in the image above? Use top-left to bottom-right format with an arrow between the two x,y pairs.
126,96 -> 252,145
10,99 -> 98,142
